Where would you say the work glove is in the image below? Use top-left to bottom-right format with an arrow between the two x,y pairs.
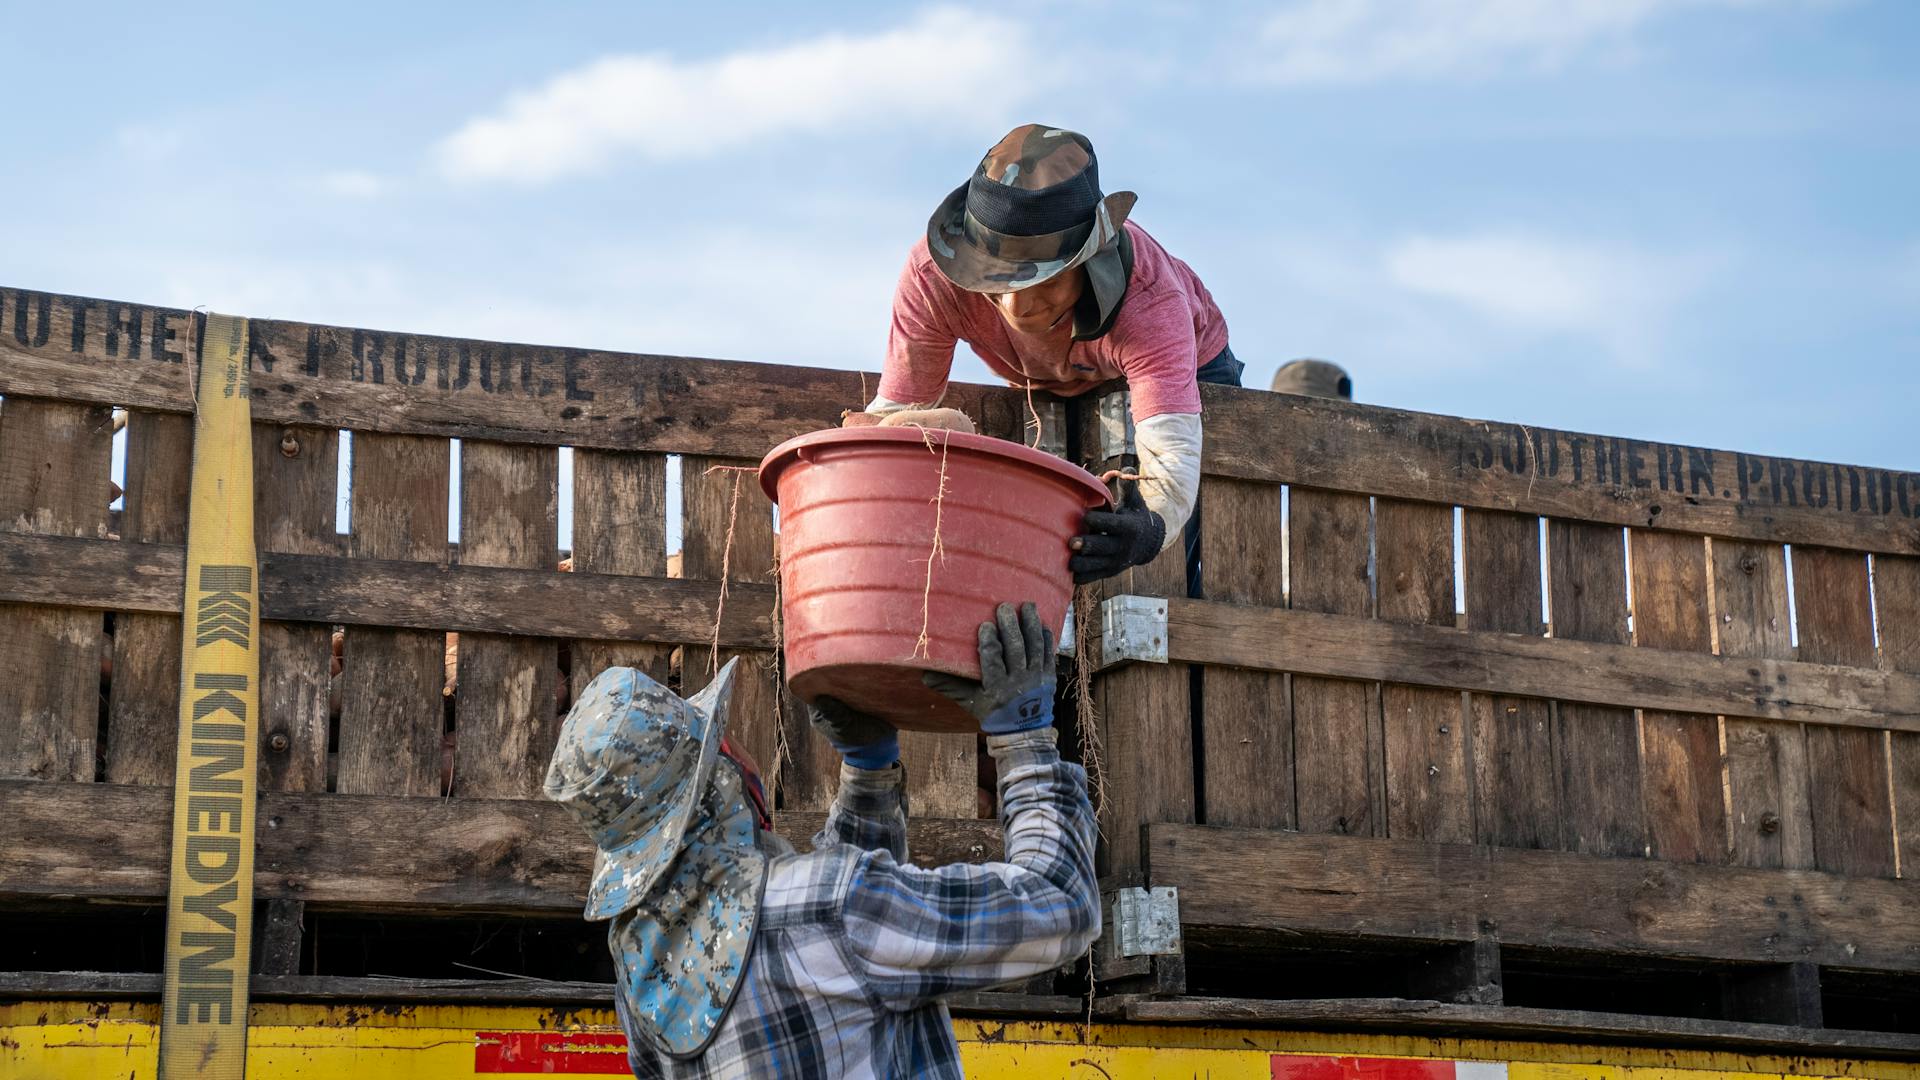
922,602 -> 1056,734
808,696 -> 899,771
1068,480 -> 1165,584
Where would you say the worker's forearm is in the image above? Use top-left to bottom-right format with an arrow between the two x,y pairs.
989,727 -> 1100,951
1133,412 -> 1201,550
815,760 -> 908,861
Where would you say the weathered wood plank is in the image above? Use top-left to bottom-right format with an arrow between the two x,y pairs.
0,780 -> 1000,912
1463,510 -> 1557,848
1630,530 -> 1727,863
1121,996 -> 1920,1058
1196,477 -> 1291,829
105,410 -> 192,786
0,397 -> 113,780
569,448 -> 674,697
453,441 -> 560,799
680,455 -> 810,811
1792,546 -> 1897,876
1547,520 -> 1644,856
0,532 -> 772,645
1147,823 -> 1920,972
1872,554 -> 1920,878
0,286 -> 1022,464
337,432 -> 449,796
1712,539 -> 1814,870
253,423 -> 336,794
1376,500 -> 1469,843
1288,487 -> 1378,836
1153,598 -> 1920,735
1200,382 -> 1920,556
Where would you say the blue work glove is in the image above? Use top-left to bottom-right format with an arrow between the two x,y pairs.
922,602 -> 1056,734
808,696 -> 899,770
1069,480 -> 1165,584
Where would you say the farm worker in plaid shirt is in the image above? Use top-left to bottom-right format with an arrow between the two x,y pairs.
545,600 -> 1100,1078
871,123 -> 1240,586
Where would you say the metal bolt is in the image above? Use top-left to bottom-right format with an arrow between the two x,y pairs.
279,430 -> 300,457
1438,724 -> 1450,734
268,731 -> 290,753
1759,812 -> 1780,835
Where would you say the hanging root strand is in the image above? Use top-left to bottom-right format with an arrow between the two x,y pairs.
913,428 -> 952,660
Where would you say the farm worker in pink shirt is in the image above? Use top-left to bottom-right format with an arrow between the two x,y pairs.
870,123 -> 1240,584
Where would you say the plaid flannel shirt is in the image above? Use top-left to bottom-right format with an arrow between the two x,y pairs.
617,726 -> 1101,1079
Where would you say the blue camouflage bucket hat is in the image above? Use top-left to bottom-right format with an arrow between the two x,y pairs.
544,660 -> 767,1056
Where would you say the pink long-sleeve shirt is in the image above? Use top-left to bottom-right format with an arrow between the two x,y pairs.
879,221 -> 1228,421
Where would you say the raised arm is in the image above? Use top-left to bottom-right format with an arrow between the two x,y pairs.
838,603 -> 1101,1008
808,697 -> 908,862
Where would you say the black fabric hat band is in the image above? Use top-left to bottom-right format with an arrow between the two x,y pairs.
964,154 -> 1104,237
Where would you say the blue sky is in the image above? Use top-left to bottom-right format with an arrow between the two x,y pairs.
5,0 -> 1916,486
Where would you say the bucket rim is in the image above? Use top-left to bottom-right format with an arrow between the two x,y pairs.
758,426 -> 1112,509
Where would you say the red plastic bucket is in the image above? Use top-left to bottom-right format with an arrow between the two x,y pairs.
759,427 -> 1110,733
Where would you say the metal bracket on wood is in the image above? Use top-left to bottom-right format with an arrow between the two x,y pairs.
1111,886 -> 1182,957
1097,390 -> 1134,461
1033,400 -> 1068,459
1058,604 -> 1078,657
1100,595 -> 1168,669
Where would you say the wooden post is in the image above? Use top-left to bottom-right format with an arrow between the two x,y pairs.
106,411 -> 193,785
0,398 -> 113,781
252,423 -> 338,795
1288,488 -> 1381,836
337,433 -> 449,796
1196,476 -> 1291,830
454,440 -> 561,799
1711,540 -> 1814,869
569,449 -> 673,693
1463,510 -> 1559,848
1377,500 -> 1470,843
1792,547 -> 1897,877
1547,520 -> 1644,856
1629,531 -> 1727,862
1872,555 -> 1920,876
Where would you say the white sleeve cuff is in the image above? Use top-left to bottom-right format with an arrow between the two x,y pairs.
1133,412 -> 1201,551
866,391 -> 942,415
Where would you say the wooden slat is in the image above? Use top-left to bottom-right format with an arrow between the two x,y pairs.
1122,997 -> 1920,1059
680,455 -> 809,808
1196,477 -> 1290,829
569,449 -> 673,696
337,432 -> 449,796
1146,823 -> 1920,972
0,780 -> 1000,912
1871,555 -> 1920,877
1288,488 -> 1379,836
1630,530 -> 1727,862
1200,382 -> 1920,556
0,286 -> 1020,464
1154,598 -> 1920,734
1463,510 -> 1557,848
0,397 -> 112,780
453,440 -> 560,799
1376,500 -> 1468,843
0,532 -> 771,645
105,410 -> 192,786
1547,521 -> 1644,856
1712,540 -> 1814,869
1792,546 -> 1897,877
253,423 -> 337,794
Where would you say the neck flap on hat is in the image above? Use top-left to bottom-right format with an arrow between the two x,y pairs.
546,661 -> 767,1058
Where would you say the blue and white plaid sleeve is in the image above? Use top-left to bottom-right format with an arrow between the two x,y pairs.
836,727 -> 1101,1009
813,760 -> 909,862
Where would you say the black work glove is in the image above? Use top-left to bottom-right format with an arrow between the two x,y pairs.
922,602 -> 1056,734
1068,481 -> 1165,584
808,696 -> 899,770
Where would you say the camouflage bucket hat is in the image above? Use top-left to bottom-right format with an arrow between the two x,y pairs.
545,659 -> 744,921
928,124 -> 1138,327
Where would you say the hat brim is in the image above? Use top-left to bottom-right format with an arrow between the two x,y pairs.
582,657 -> 741,920
927,185 -> 1137,295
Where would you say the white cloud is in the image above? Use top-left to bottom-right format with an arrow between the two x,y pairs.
1253,0 -> 1793,84
437,7 -> 1042,184
316,170 -> 388,198
1385,231 -> 1715,362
